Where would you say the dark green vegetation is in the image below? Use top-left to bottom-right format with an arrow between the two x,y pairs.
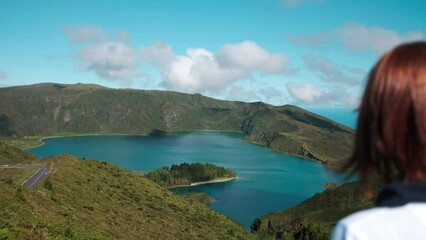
0,168 -> 38,185
0,142 -> 252,239
145,162 -> 236,188
0,83 -> 353,167
0,141 -> 37,165
251,181 -> 381,240
184,193 -> 214,206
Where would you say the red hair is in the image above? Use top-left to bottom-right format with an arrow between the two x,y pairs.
349,42 -> 426,188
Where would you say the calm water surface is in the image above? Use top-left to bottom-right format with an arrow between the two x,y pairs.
307,107 -> 358,129
28,131 -> 347,228
28,109 -> 357,228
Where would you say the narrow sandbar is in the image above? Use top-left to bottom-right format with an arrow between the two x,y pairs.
169,177 -> 237,189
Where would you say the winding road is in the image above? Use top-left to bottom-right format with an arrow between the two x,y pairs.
1,165 -> 49,189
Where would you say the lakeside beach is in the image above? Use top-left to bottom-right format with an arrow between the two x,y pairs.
169,177 -> 237,189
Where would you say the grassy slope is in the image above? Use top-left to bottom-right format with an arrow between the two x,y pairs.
0,141 -> 38,165
251,181 -> 382,240
241,105 -> 353,167
0,143 -> 252,239
0,83 -> 353,167
0,168 -> 38,184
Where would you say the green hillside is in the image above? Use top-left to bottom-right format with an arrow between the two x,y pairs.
0,83 -> 353,167
0,141 -> 37,165
0,142 -> 252,239
251,181 -> 382,240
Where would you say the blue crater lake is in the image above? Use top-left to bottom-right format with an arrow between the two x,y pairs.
28,131 -> 348,228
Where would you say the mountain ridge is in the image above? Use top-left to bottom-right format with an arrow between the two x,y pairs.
0,83 -> 353,167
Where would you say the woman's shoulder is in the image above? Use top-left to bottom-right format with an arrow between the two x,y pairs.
338,207 -> 387,224
331,203 -> 426,240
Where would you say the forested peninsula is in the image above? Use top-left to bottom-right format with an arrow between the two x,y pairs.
144,163 -> 236,188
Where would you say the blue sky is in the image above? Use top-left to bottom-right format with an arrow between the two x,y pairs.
0,0 -> 425,108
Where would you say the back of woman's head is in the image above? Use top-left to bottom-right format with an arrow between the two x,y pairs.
350,41 -> 426,187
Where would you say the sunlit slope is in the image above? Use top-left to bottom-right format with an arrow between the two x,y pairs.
0,142 -> 252,239
0,83 -> 353,166
251,181 -> 380,240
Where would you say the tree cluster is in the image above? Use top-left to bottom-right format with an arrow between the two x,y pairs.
145,163 -> 236,188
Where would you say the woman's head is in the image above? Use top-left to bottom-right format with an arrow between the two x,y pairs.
351,41 -> 426,186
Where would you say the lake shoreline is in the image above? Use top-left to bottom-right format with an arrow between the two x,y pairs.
21,131 -> 335,170
22,130 -> 245,150
23,133 -> 151,150
168,177 -> 237,189
24,131 -> 347,229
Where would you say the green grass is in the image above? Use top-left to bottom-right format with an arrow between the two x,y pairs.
0,136 -> 43,149
0,168 -> 38,185
0,143 -> 252,239
0,141 -> 37,165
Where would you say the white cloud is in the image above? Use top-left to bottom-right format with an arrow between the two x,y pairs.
117,30 -> 130,42
303,55 -> 359,85
258,86 -> 289,105
259,86 -> 283,100
218,41 -> 289,74
140,42 -> 177,66
340,23 -> 424,55
142,45 -> 245,92
225,86 -> 260,103
0,70 -> 7,80
66,26 -> 131,44
287,82 -> 360,107
66,26 -> 138,82
78,42 -> 138,81
287,22 -> 424,55
66,27 -> 290,94
287,83 -> 323,104
65,26 -> 106,43
140,41 -> 289,93
345,95 -> 360,108
207,85 -> 288,105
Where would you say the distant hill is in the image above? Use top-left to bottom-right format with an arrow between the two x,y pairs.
0,83 -> 353,167
251,181 -> 382,239
0,142 -> 252,239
